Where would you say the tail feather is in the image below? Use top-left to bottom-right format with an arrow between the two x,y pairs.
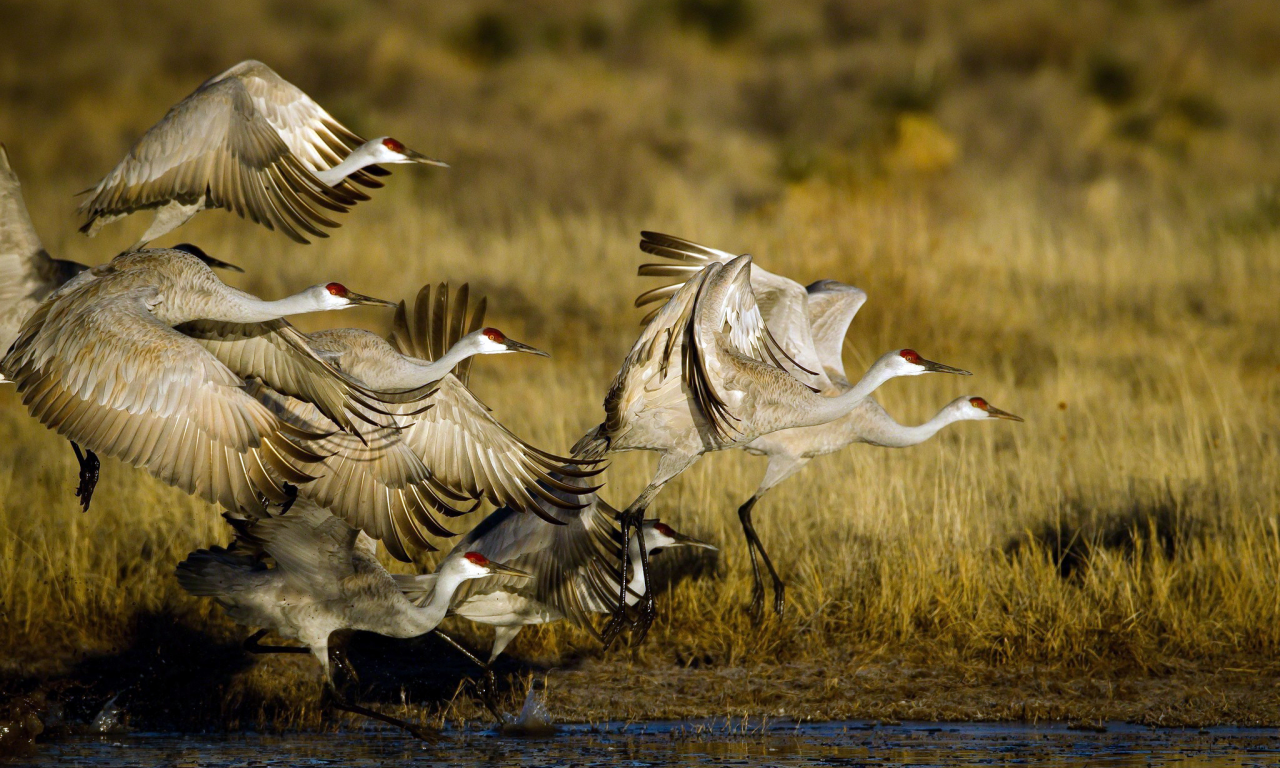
174,546 -> 260,597
571,424 -> 610,461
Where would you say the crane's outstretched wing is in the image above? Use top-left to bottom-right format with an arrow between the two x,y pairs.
0,279 -> 322,514
252,373 -> 598,561
179,319 -> 435,437
635,231 -> 828,387
804,280 -> 867,385
423,481 -> 624,633
229,60 -> 387,192
77,72 -> 361,244
389,282 -> 487,387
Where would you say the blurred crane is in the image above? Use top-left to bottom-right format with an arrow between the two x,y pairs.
394,472 -> 714,716
176,500 -> 528,740
78,60 -> 446,247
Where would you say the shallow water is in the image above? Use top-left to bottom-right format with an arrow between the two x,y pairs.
22,720 -> 1280,767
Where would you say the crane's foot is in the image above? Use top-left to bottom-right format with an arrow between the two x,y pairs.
330,645 -> 361,690
772,583 -> 786,616
243,629 -> 310,655
629,593 -> 657,648
280,482 -> 298,514
473,671 -> 505,723
326,687 -> 438,742
599,609 -> 630,650
746,587 -> 767,625
71,442 -> 100,512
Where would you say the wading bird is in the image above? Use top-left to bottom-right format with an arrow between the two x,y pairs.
0,246 -> 421,512
575,243 -> 968,644
176,500 -> 528,740
394,474 -> 714,715
245,282 -> 601,560
1,145 -> 239,373
634,232 -> 1023,618
78,60 -> 446,247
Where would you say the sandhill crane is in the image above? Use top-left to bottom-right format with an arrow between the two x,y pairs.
1,145 -> 240,373
243,283 -> 601,561
635,233 -> 1022,618
393,473 -> 713,715
78,60 -> 446,248
0,246 -> 424,513
176,500 -> 528,740
574,243 -> 969,645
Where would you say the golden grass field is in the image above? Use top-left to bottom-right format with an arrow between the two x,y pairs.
2,0 -> 1279,727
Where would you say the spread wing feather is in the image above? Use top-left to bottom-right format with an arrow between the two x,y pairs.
0,280 -> 321,514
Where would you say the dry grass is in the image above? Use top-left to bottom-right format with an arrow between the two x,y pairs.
2,0 -> 1279,725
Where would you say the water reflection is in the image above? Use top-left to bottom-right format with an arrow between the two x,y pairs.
26,720 -> 1280,767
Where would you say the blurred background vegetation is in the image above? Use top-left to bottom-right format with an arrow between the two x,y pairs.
2,0 -> 1279,725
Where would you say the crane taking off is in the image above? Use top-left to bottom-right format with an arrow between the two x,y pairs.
574,238 -> 969,645
78,60 -> 446,247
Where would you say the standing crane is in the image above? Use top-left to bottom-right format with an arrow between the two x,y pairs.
635,232 -> 1022,618
176,500 -> 528,740
0,246 -> 425,513
393,473 -> 714,716
78,60 -> 446,248
574,243 -> 969,645
241,282 -> 602,561
1,145 -> 238,373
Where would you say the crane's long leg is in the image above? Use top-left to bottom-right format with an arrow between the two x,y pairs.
601,452 -> 698,649
243,629 -> 310,655
432,630 -> 502,722
324,636 -> 435,741
737,496 -> 768,621
740,500 -> 785,616
70,441 -> 99,512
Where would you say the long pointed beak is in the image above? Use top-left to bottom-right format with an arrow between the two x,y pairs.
920,357 -> 972,376
403,148 -> 449,168
986,404 -> 1024,421
346,291 -> 399,309
486,561 -> 532,579
503,339 -> 550,357
672,531 -> 718,550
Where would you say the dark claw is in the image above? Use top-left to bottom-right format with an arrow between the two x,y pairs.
773,584 -> 786,616
71,442 -> 100,512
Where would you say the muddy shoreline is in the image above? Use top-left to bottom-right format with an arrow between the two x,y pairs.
4,630 -> 1277,748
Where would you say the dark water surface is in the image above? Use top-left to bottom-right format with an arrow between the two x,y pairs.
22,720 -> 1280,767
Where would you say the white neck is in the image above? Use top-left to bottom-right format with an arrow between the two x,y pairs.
384,336 -> 485,389
314,142 -> 382,186
862,404 -> 969,448
406,568 -> 469,635
223,289 -> 335,324
799,360 -> 902,427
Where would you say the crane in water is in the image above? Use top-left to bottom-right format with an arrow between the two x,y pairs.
78,60 -> 446,247
394,472 -> 714,716
0,246 -> 423,513
176,500 -> 528,740
1,145 -> 239,373
574,241 -> 969,645
634,232 -> 1022,618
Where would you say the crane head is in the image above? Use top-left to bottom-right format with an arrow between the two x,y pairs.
470,327 -> 549,357
959,396 -> 1023,421
459,551 -> 531,580
310,282 -> 398,310
643,520 -> 717,553
885,349 -> 972,377
370,136 -> 449,168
